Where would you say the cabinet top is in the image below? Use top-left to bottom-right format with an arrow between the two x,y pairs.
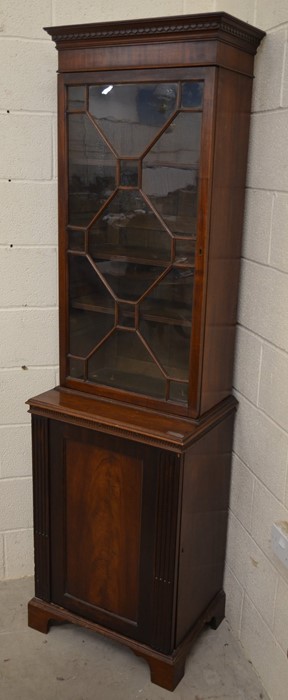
27,388 -> 237,452
44,12 -> 265,55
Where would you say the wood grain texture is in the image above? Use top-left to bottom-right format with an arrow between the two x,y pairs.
31,415 -> 50,601
152,451 -> 182,653
176,412 -> 234,644
200,69 -> 254,415
45,13 -> 265,419
188,68 -> 216,416
28,14 -> 265,692
27,387 -> 237,451
56,41 -> 254,76
49,421 -> 158,641
29,404 -> 235,685
44,13 -> 264,55
58,74 -> 69,385
65,439 -> 142,621
28,589 -> 225,690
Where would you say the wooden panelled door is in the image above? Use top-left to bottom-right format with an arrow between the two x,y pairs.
49,421 -> 160,643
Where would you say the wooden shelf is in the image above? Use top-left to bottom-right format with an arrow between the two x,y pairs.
89,248 -> 171,267
88,359 -> 188,387
72,296 -> 115,315
68,206 -> 197,238
71,295 -> 192,327
87,247 -> 195,268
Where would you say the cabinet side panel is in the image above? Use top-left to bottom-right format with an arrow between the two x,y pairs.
31,415 -> 50,601
200,69 -> 254,414
65,439 -> 142,622
176,412 -> 234,645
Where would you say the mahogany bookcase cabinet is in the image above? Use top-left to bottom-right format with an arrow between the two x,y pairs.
27,13 -> 264,691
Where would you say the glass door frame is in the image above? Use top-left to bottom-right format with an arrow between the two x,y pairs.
57,66 -> 217,418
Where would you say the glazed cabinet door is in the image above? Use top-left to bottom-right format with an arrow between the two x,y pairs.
59,68 -> 215,418
48,420 -> 179,647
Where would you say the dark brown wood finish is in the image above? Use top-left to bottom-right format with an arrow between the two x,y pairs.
58,74 -> 69,385
28,404 -> 233,687
188,67 -> 216,415
58,67 -> 216,417
28,589 -> 225,691
151,451 -> 182,653
28,13 -> 264,692
31,416 -> 50,601
44,13 -> 264,50
45,13 -> 264,78
49,421 -> 159,641
55,40 -> 255,76
58,64 -> 216,417
200,68 -> 255,414
27,387 -> 237,452
52,15 -> 264,417
65,439 -> 142,620
176,412 -> 234,644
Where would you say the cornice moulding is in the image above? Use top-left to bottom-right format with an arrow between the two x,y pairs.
44,13 -> 265,54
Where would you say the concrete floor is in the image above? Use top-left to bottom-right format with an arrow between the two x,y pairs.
0,578 -> 269,700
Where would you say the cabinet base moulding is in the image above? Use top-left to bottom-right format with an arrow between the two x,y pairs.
28,590 -> 225,692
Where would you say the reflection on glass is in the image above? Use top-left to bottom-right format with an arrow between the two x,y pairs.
68,86 -> 86,111
89,83 -> 178,156
69,255 -> 115,356
66,81 -> 203,404
68,230 -> 85,252
88,329 -> 166,398
68,114 -> 116,226
140,320 -> 191,379
139,268 -> 193,379
93,260 -> 165,301
69,357 -> 85,379
181,82 -> 203,109
118,302 -> 135,328
120,160 -> 139,186
175,239 -> 196,265
88,190 -> 171,263
142,112 -> 202,237
139,268 -> 194,322
170,381 -> 189,403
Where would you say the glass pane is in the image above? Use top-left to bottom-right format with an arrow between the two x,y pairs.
118,302 -> 135,328
88,190 -> 171,264
181,82 -> 203,108
142,112 -> 202,237
175,239 -> 196,265
69,357 -> 85,379
68,86 -> 86,111
69,255 -> 115,356
93,260 -> 166,302
68,114 -> 116,226
88,330 -> 166,398
170,381 -> 189,403
139,268 -> 194,323
139,321 -> 191,379
89,83 -> 178,156
68,230 -> 85,252
120,160 -> 139,186
139,268 -> 194,379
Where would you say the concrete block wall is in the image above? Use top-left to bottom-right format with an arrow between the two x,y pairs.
221,4 -> 288,699
0,2 -> 288,698
0,1 -> 58,580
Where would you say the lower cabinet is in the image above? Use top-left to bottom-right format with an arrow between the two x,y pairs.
28,399 -> 235,689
